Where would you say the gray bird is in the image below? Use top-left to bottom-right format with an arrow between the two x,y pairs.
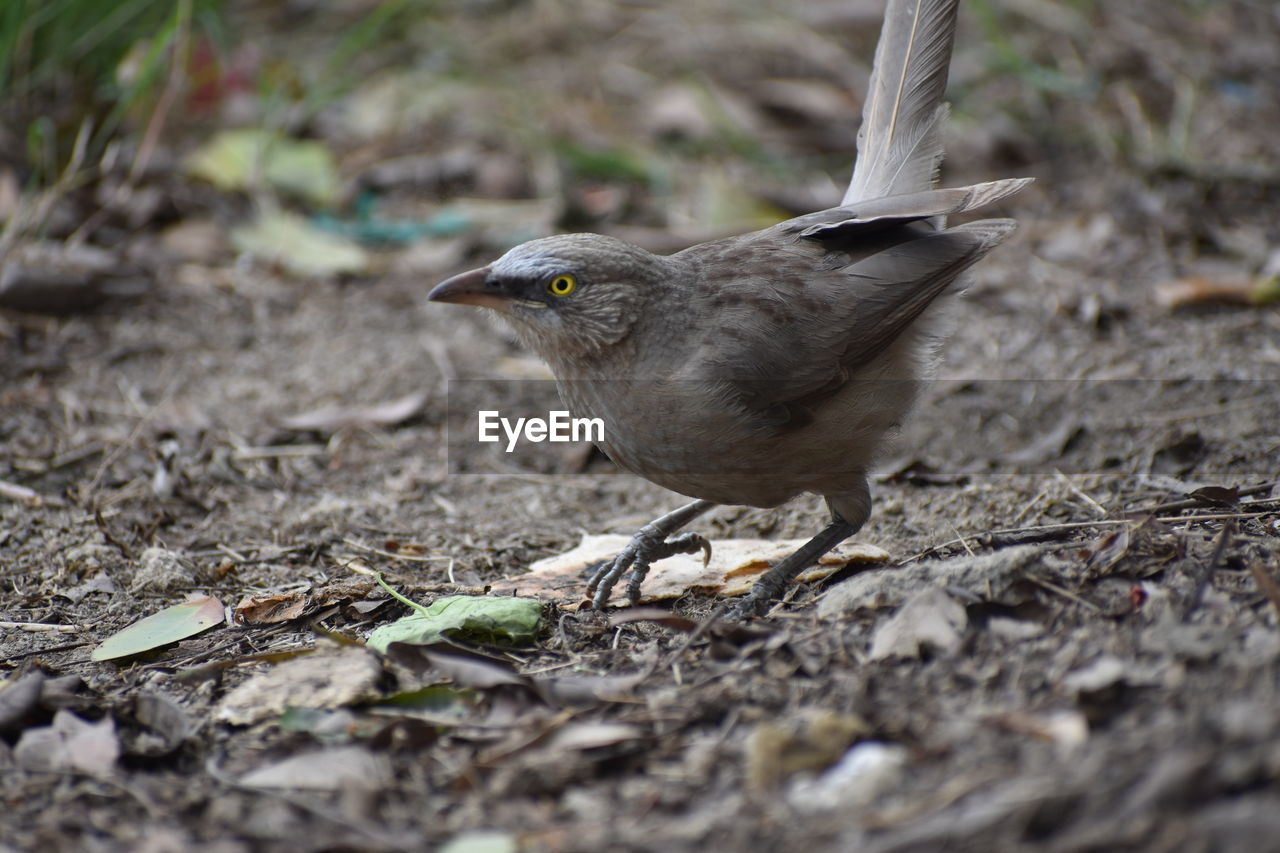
429,0 -> 1031,618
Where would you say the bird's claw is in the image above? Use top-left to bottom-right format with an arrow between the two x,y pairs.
587,529 -> 712,609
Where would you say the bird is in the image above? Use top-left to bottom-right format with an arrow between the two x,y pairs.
429,0 -> 1030,618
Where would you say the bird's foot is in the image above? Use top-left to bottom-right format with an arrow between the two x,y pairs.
724,515 -> 860,620
587,527 -> 711,609
727,586 -> 774,621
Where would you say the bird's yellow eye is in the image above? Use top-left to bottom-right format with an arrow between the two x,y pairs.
547,274 -> 576,296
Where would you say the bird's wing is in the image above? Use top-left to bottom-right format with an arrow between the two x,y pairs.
818,219 -> 1016,370
681,219 -> 1016,432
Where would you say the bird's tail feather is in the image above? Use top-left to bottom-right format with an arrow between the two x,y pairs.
845,0 -> 960,205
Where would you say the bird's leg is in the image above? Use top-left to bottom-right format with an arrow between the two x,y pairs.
728,515 -> 857,620
588,499 -> 716,609
730,479 -> 873,620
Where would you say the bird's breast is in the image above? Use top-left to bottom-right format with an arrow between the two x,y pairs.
553,373 -> 904,508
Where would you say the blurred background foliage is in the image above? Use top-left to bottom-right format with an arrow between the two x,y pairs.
1,0 -> 220,184
0,0 -> 1276,286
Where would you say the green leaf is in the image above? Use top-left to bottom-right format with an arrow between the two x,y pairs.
231,207 -> 368,277
186,128 -> 341,205
1250,275 -> 1280,305
375,685 -> 476,713
366,596 -> 542,653
92,596 -> 225,662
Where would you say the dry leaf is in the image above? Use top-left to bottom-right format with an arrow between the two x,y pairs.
14,710 -> 120,776
867,587 -> 967,661
544,721 -> 645,752
216,646 -> 382,725
492,534 -> 890,604
239,746 -> 391,791
234,592 -> 308,625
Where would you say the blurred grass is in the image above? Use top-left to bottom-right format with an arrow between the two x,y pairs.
0,0 -> 180,97
0,0 -> 224,184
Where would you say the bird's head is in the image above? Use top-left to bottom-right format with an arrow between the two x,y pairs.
428,233 -> 667,366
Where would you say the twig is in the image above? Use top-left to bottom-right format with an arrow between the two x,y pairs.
231,444 -> 327,460
907,508 -> 1271,564
342,537 -> 452,563
47,442 -> 107,471
216,544 -> 250,562
1136,481 -> 1277,514
1053,469 -> 1108,518
949,521 -> 976,556
1011,484 -> 1051,524
902,519 -> 1126,562
0,621 -> 85,632
1025,576 -> 1102,613
423,338 -> 457,391
1161,511 -> 1269,524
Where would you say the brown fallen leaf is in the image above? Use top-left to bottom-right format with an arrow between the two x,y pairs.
313,576 -> 379,607
1187,485 -> 1241,507
754,78 -> 855,126
234,591 -> 307,625
1082,525 -> 1133,579
491,534 -> 891,605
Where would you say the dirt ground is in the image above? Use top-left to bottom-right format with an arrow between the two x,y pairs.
3,1 -> 1280,851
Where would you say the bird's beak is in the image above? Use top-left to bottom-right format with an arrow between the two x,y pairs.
427,267 -> 508,311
